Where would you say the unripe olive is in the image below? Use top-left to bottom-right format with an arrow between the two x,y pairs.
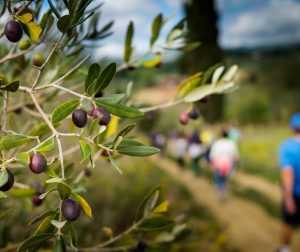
61,198 -> 81,222
92,107 -> 111,125
32,53 -> 45,67
31,195 -> 43,207
29,152 -> 47,174
0,169 -> 14,192
5,20 -> 23,43
18,39 -> 31,50
72,109 -> 87,128
179,112 -> 189,125
188,107 -> 200,120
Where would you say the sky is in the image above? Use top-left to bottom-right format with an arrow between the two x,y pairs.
95,0 -> 300,57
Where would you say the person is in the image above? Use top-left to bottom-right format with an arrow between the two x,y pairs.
209,129 -> 239,200
278,112 -> 300,252
188,131 -> 204,176
174,132 -> 189,168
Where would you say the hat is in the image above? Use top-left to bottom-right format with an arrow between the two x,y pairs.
290,113 -> 300,130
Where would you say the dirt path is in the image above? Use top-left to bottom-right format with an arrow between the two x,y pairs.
150,156 -> 300,252
234,172 -> 281,203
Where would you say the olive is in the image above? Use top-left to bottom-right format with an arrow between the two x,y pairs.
29,152 -> 47,174
188,107 -> 200,120
92,108 -> 111,125
72,109 -> 87,128
94,91 -> 104,98
61,198 -> 81,222
179,112 -> 189,125
31,195 -> 43,207
32,53 -> 45,67
5,20 -> 23,43
0,169 -> 14,192
18,39 -> 31,50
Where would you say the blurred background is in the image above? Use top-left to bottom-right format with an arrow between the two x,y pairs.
2,0 -> 300,251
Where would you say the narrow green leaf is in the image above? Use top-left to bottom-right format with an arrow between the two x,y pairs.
17,233 -> 56,251
117,145 -> 160,157
93,63 -> 116,94
15,152 -> 30,166
51,99 -> 80,124
201,63 -> 222,84
138,216 -> 174,231
95,100 -> 144,119
79,140 -> 92,162
28,210 -> 56,226
95,93 -> 125,104
150,13 -> 163,46
47,0 -> 61,18
136,187 -> 160,221
0,80 -> 20,92
0,170 -> 8,188
57,183 -> 71,200
113,123 -> 136,145
69,223 -> 77,247
71,192 -> 93,218
108,154 -> 123,175
85,63 -> 100,94
44,166 -> 58,178
53,235 -> 67,252
37,138 -> 55,153
9,188 -> 37,197
124,21 -> 134,62
0,134 -> 32,150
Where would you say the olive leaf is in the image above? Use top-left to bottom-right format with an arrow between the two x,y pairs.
93,63 -> 116,94
52,99 -> 80,124
124,21 -> 134,63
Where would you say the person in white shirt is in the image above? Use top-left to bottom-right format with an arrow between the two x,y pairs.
209,129 -> 239,200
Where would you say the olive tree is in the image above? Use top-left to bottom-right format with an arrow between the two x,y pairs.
0,1 -> 238,251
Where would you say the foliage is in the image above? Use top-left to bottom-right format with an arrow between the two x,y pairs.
0,0 -> 238,251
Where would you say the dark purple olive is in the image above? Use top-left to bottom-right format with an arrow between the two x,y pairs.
200,96 -> 210,103
84,168 -> 92,177
0,169 -> 14,192
29,152 -> 47,174
5,20 -> 23,43
30,181 -> 45,195
32,195 -> 43,207
188,107 -> 200,120
61,198 -> 81,222
92,108 -> 111,125
87,105 -> 95,117
136,240 -> 148,251
94,91 -> 104,98
72,109 -> 87,128
179,112 -> 189,125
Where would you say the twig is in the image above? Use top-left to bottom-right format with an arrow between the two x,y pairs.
32,35 -> 64,90
1,91 -> 9,129
140,99 -> 182,113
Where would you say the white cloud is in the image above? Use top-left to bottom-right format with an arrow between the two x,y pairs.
95,0 -> 183,58
219,0 -> 300,48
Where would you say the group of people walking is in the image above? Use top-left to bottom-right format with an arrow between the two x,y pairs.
150,124 -> 240,200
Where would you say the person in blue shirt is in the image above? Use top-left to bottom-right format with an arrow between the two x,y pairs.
279,112 -> 300,252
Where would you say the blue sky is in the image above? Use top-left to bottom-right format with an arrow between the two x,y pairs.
96,0 -> 300,57
217,0 -> 300,49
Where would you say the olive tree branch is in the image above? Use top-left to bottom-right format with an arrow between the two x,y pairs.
34,55 -> 91,91
30,93 -> 65,178
31,34 -> 64,90
0,45 -> 37,65
0,91 -> 9,129
15,0 -> 34,16
79,218 -> 145,251
139,99 -> 182,113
